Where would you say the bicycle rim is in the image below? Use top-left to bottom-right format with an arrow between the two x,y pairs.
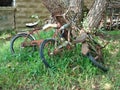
10,34 -> 35,55
40,39 -> 60,68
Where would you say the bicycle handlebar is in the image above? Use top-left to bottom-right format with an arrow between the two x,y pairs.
59,12 -> 78,31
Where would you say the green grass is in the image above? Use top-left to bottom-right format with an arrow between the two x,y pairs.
0,31 -> 120,90
107,30 -> 120,35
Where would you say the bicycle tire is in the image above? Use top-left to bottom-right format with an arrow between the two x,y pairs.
10,33 -> 35,54
87,52 -> 108,72
40,38 -> 56,68
85,35 -> 109,72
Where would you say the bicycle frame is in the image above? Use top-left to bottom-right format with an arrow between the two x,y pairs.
19,20 -> 56,47
18,25 -> 43,47
19,27 -> 44,47
42,14 -> 108,57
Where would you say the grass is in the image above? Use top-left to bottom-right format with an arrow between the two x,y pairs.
0,30 -> 120,90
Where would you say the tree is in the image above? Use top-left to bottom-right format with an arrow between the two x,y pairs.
41,0 -> 109,31
83,0 -> 108,31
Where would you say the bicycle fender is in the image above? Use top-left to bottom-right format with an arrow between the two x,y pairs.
17,32 -> 36,40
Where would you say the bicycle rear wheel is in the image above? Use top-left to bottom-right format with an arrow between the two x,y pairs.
40,38 -> 59,68
87,41 -> 108,72
10,33 -> 35,54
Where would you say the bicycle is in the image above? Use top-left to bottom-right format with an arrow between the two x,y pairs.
10,15 -> 55,55
39,11 -> 109,72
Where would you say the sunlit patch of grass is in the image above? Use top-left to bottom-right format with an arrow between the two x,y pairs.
107,30 -> 120,35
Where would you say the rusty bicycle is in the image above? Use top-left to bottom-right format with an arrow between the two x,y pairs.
39,11 -> 109,72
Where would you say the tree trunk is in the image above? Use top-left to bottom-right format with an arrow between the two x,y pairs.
41,0 -> 68,16
41,0 -> 83,21
69,0 -> 83,26
42,0 -> 108,31
83,0 -> 108,31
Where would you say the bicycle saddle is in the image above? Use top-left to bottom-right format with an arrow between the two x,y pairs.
26,20 -> 39,28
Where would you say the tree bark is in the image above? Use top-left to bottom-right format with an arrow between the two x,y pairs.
41,0 -> 83,21
83,0 -> 108,31
69,0 -> 83,26
41,0 -> 65,15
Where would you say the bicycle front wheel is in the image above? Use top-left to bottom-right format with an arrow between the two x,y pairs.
40,38 -> 59,68
10,33 -> 35,54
